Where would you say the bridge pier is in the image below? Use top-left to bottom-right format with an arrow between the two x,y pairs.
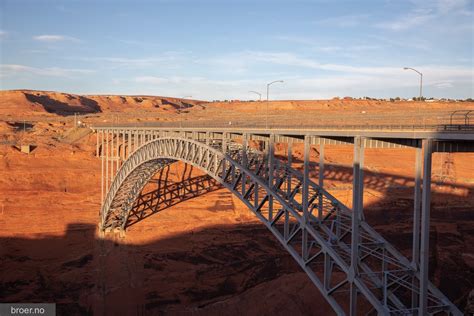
412,142 -> 422,311
99,225 -> 126,238
420,139 -> 433,315
350,136 -> 363,315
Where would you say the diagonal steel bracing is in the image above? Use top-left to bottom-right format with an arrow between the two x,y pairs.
96,130 -> 462,316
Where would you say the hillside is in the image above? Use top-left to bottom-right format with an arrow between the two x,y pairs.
0,90 -> 204,117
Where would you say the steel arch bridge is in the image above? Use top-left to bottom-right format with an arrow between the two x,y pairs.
93,126 -> 473,315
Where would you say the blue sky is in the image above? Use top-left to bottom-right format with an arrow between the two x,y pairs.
0,0 -> 472,100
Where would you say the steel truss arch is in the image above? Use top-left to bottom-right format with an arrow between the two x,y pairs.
100,136 -> 461,316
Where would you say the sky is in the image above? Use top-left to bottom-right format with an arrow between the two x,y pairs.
0,0 -> 473,100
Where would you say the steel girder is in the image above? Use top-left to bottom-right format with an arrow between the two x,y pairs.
99,136 -> 461,316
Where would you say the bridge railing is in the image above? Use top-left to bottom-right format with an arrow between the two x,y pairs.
90,121 -> 474,131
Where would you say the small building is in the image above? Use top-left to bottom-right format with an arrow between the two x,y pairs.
20,144 -> 33,154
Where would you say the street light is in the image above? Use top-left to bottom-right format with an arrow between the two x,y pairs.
403,67 -> 423,100
180,95 -> 192,128
248,90 -> 262,101
266,80 -> 284,129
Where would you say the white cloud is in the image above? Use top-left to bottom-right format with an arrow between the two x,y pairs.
203,51 -> 473,78
33,34 -> 80,42
378,0 -> 472,32
314,14 -> 369,28
135,76 -> 172,85
0,64 -> 94,77
72,53 -> 188,69
134,75 -> 253,87
376,9 -> 436,31
432,81 -> 454,89
127,60 -> 472,100
437,0 -> 472,14
0,30 -> 7,39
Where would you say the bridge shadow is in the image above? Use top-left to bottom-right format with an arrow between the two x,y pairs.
112,155 -> 474,312
0,222 -> 335,316
133,156 -> 473,227
126,164 -> 222,228
2,156 -> 473,314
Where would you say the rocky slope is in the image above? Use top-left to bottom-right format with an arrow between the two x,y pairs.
0,90 -> 473,314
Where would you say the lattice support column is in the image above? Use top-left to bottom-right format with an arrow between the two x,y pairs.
268,134 -> 275,220
419,139 -> 433,315
287,140 -> 292,198
412,141 -> 422,310
350,136 -> 363,315
318,142 -> 324,220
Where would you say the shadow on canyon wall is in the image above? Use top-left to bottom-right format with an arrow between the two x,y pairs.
24,93 -> 101,115
0,222 -> 334,316
1,161 -> 473,315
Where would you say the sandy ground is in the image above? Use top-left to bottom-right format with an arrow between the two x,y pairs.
0,90 -> 473,315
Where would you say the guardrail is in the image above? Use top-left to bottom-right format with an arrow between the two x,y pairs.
90,121 -> 474,132
449,109 -> 474,126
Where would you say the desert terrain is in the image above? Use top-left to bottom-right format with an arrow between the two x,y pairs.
0,89 -> 473,315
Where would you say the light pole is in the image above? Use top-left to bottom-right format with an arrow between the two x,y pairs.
180,95 -> 192,128
248,90 -> 262,101
404,67 -> 423,100
266,80 -> 284,129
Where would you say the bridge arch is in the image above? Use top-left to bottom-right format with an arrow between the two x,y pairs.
100,136 -> 460,315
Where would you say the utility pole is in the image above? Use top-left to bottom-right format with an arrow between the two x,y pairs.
403,67 -> 423,100
266,80 -> 284,129
248,90 -> 262,101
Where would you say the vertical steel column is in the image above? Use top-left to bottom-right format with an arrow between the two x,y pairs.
242,133 -> 248,196
100,131 -> 104,206
105,131 -> 109,193
115,130 -> 119,173
222,132 -> 227,154
412,142 -> 422,310
419,139 -> 433,315
350,136 -> 362,316
134,130 -> 138,152
111,130 -> 115,181
242,133 -> 248,168
268,134 -> 275,220
121,131 -> 125,162
206,132 -> 210,168
318,142 -> 325,220
302,135 -> 310,261
358,138 -> 365,221
96,131 -> 99,157
287,141 -> 292,198
222,132 -> 227,175
303,135 -> 310,220
127,131 -> 132,158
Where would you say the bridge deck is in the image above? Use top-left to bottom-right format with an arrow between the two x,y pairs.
91,125 -> 474,141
